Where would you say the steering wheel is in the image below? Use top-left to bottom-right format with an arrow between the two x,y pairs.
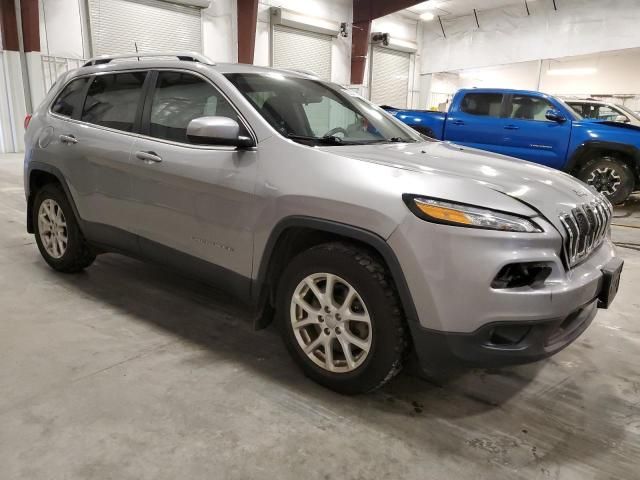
323,127 -> 347,138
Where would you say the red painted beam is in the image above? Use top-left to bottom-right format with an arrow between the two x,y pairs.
20,0 -> 40,52
237,0 -> 259,64
0,0 -> 20,51
350,0 -> 424,84
350,19 -> 371,87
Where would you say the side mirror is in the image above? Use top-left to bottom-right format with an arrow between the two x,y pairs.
545,109 -> 566,123
614,115 -> 629,124
186,116 -> 254,148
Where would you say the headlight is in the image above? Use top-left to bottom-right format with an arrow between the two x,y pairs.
403,195 -> 542,233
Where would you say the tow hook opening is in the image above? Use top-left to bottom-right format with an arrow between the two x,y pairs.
491,262 -> 552,289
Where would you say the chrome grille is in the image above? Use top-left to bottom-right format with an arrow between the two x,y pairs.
559,197 -> 613,268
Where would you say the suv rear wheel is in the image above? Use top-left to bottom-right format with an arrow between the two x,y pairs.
33,184 -> 96,272
577,155 -> 634,204
277,242 -> 408,394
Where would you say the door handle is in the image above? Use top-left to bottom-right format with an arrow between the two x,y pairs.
504,125 -> 519,130
135,151 -> 162,164
59,134 -> 78,144
451,119 -> 465,126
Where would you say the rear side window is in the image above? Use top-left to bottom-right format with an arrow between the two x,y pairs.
460,93 -> 503,117
148,71 -> 242,144
509,95 -> 555,121
81,72 -> 147,132
51,77 -> 90,118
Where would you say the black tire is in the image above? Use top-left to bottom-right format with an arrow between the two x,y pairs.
33,183 -> 96,273
276,242 -> 408,394
576,155 -> 634,205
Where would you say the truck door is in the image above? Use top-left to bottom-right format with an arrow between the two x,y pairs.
445,92 -> 512,156
501,94 -> 571,169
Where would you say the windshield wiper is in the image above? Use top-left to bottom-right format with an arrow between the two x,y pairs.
285,134 -> 344,145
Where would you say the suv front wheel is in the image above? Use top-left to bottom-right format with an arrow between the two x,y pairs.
277,242 -> 408,394
33,184 -> 96,272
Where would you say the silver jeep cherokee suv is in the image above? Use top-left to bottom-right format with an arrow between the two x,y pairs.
24,53 -> 623,394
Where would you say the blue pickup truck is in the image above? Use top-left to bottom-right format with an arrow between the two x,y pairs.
384,89 -> 640,204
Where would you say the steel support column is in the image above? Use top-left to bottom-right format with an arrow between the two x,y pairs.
0,0 -> 20,51
350,0 -> 424,84
237,0 -> 258,64
19,0 -> 39,52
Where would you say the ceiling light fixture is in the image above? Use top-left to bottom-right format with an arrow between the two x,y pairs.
547,67 -> 598,76
420,12 -> 435,21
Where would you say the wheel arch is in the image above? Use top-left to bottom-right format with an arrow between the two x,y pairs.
251,216 -> 419,331
566,141 -> 640,179
27,163 -> 82,234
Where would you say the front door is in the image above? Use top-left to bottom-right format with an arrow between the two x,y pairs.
501,94 -> 571,169
128,70 -> 259,287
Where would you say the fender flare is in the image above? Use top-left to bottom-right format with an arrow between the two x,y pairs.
26,162 -> 83,234
251,216 -> 420,327
565,141 -> 640,174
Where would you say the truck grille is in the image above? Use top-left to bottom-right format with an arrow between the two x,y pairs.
559,198 -> 612,268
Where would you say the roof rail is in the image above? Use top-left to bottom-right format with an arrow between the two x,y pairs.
82,52 -> 215,67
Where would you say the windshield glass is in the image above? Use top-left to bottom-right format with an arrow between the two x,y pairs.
554,98 -> 582,121
225,72 -> 421,145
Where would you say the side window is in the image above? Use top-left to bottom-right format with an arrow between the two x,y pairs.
509,95 -> 555,121
148,71 -> 242,144
460,93 -> 503,117
81,72 -> 147,132
51,77 -> 90,118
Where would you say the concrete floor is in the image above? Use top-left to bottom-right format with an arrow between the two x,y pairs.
1,152 -> 639,480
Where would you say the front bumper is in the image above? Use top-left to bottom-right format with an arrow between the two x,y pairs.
388,213 -> 622,369
409,298 -> 598,369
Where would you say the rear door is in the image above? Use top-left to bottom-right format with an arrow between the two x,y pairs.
128,70 -> 258,287
500,93 -> 571,169
67,71 -> 148,248
444,92 -> 511,155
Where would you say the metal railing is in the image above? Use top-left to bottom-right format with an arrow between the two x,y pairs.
41,56 -> 86,93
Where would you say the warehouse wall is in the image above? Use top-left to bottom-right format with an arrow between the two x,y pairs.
370,12 -> 421,107
254,0 -> 352,84
421,0 -> 640,74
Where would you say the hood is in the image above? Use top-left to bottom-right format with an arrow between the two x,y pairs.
321,140 -> 601,231
582,119 -> 640,131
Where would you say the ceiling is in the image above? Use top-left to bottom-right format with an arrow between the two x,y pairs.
405,0 -> 527,18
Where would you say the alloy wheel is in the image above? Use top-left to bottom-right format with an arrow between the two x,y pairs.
588,167 -> 622,196
290,273 -> 372,373
38,199 -> 68,259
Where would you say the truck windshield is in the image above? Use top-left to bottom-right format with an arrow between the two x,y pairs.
225,72 -> 421,146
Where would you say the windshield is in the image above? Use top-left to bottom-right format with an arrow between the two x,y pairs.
225,72 -> 421,146
554,98 -> 582,121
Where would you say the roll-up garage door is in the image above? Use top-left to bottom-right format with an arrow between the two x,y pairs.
370,47 -> 410,108
88,0 -> 202,56
272,25 -> 332,80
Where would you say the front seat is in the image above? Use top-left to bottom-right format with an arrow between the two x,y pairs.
261,96 -> 308,135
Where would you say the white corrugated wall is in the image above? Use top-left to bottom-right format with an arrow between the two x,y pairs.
88,0 -> 202,55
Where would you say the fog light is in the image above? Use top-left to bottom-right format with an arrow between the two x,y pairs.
489,325 -> 531,346
491,262 -> 552,289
